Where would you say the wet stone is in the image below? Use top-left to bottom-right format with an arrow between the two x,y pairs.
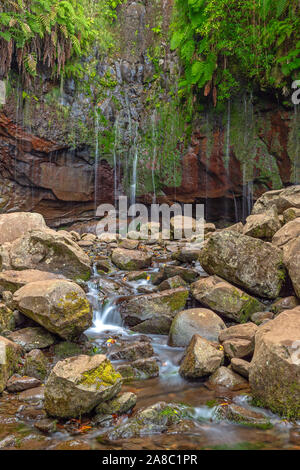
6,375 -> 42,393
7,327 -> 56,352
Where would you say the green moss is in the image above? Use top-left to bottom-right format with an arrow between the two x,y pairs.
58,292 -> 90,318
251,380 -> 300,420
162,290 -> 188,312
79,360 -> 122,390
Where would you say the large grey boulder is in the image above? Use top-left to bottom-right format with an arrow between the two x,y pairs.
13,279 -> 92,340
44,355 -> 122,418
249,308 -> 300,418
168,308 -> 226,347
199,231 -> 285,299
0,229 -> 91,281
0,212 -> 46,245
191,276 -> 264,323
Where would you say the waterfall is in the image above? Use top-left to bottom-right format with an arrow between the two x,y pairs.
225,99 -> 231,170
130,131 -> 138,206
113,117 -> 120,204
151,111 -> 157,203
94,111 -> 100,210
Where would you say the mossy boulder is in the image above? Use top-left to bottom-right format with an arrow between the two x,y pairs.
191,276 -> 264,323
216,403 -> 271,428
243,208 -> 281,240
13,279 -> 92,340
95,392 -> 137,416
0,229 -> 91,281
158,275 -> 187,291
0,336 -> 23,393
44,354 -> 122,418
116,357 -> 159,382
119,287 -> 189,334
179,334 -> 224,379
283,207 -> 300,224
249,308 -> 300,419
107,402 -> 190,440
24,349 -> 49,381
0,303 -> 15,333
168,308 -> 226,347
199,231 -> 285,299
111,248 -> 152,271
162,265 -> 199,284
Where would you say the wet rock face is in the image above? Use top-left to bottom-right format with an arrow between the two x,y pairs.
249,308 -> 300,419
199,231 -> 285,299
0,0 -> 299,230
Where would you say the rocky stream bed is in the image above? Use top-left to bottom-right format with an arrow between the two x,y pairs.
0,186 -> 300,450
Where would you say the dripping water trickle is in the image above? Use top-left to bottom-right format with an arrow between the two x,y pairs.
94,110 -> 100,210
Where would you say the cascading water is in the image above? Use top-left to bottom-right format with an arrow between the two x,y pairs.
130,141 -> 138,207
94,110 -> 100,210
87,267 -> 124,334
151,111 -> 157,203
113,117 -> 120,204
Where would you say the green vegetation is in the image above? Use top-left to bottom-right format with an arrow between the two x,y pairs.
170,0 -> 300,104
0,0 -> 125,83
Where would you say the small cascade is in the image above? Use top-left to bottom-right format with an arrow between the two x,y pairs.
87,267 -> 123,334
94,110 -> 100,210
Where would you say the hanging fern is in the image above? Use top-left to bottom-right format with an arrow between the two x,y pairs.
0,0 -> 125,84
171,0 -> 300,104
